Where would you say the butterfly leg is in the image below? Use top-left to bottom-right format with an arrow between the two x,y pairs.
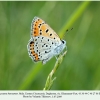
55,56 -> 58,60
61,46 -> 67,55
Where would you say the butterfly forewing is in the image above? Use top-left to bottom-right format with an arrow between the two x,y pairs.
31,17 -> 61,42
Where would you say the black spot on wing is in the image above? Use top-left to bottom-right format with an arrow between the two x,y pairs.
50,33 -> 52,36
46,29 -> 49,33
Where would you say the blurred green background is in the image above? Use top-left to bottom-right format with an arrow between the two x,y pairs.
0,1 -> 100,90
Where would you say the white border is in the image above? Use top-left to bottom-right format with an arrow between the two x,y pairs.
0,90 -> 100,100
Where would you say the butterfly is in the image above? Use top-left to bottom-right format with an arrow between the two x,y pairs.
27,16 -> 66,64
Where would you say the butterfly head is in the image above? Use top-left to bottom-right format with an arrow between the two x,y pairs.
61,40 -> 66,44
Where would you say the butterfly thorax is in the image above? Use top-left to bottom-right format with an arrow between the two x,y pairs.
53,40 -> 66,55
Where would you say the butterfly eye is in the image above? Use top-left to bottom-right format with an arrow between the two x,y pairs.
61,40 -> 65,44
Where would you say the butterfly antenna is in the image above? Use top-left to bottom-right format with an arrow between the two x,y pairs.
66,27 -> 73,34
63,27 -> 73,40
